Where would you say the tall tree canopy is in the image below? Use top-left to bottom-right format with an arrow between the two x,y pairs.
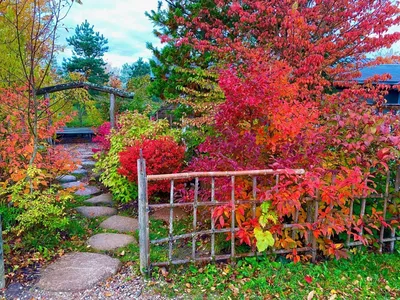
120,57 -> 151,86
146,0 -> 224,126
63,20 -> 109,84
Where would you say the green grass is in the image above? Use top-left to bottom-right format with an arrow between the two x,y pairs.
148,251 -> 400,299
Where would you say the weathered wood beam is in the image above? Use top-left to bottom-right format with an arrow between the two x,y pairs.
36,81 -> 134,99
110,93 -> 116,129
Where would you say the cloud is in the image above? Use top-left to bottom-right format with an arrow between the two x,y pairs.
56,0 -> 162,68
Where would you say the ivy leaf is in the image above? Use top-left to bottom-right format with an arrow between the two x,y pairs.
254,227 -> 274,252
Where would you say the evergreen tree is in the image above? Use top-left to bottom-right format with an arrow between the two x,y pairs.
120,57 -> 151,86
63,20 -> 109,85
146,0 -> 224,126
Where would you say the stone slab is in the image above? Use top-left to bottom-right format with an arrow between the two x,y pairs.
76,206 -> 117,218
36,252 -> 121,292
80,155 -> 93,161
79,151 -> 94,155
84,193 -> 113,206
82,160 -> 96,167
74,186 -> 101,196
61,181 -> 86,189
56,175 -> 77,183
87,233 -> 136,251
71,168 -> 88,175
99,215 -> 138,233
150,207 -> 189,224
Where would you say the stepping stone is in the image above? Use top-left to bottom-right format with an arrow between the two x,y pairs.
84,193 -> 113,206
36,252 -> 120,292
82,160 -> 96,167
80,154 -> 93,160
71,168 -> 88,175
100,215 -> 138,233
56,175 -> 77,183
74,186 -> 101,196
87,233 -> 136,251
76,206 -> 117,218
80,150 -> 94,155
61,181 -> 86,189
151,207 -> 189,224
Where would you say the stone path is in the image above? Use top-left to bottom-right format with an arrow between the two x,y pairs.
76,206 -> 117,218
36,253 -> 121,292
84,192 -> 113,205
100,215 -> 138,232
56,175 -> 77,183
87,233 -> 136,251
38,144 -> 140,293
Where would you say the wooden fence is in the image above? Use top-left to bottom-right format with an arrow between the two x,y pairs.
137,158 -> 400,275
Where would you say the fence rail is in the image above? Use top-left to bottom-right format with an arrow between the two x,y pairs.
137,158 -> 400,275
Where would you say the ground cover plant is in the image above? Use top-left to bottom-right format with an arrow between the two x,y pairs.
148,251 -> 400,299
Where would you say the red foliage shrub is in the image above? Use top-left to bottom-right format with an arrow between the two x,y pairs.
92,121 -> 111,153
118,137 -> 185,195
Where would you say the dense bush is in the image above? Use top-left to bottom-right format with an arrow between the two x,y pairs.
93,111 -> 181,203
0,87 -> 76,245
119,137 -> 185,195
1,166 -> 71,236
92,121 -> 111,153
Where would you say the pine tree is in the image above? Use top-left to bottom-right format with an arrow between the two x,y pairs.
146,0 -> 224,126
120,57 -> 151,87
63,20 -> 109,85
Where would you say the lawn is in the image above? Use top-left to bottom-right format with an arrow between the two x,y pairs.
147,250 -> 400,299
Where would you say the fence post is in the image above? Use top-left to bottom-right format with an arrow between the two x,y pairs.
138,157 -> 150,275
0,215 -> 5,289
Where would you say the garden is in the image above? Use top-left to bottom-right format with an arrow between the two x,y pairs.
1,0 -> 400,299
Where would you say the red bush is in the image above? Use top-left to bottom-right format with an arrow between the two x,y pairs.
92,122 -> 111,153
118,137 -> 185,195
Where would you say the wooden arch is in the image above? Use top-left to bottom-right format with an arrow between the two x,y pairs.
36,81 -> 134,129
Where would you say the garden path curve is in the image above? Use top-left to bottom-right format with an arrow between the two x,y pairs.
35,145 -> 141,293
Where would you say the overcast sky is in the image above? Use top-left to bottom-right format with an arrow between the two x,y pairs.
56,0 -> 162,70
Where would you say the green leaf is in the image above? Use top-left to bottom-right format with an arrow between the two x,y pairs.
260,201 -> 271,213
254,227 -> 274,252
259,215 -> 268,227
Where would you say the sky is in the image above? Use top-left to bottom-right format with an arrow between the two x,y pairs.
56,0 -> 162,70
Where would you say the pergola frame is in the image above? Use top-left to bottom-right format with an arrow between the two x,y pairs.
36,81 -> 135,129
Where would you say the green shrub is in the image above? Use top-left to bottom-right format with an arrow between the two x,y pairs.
94,111 -> 181,203
2,167 -> 71,236
0,204 -> 22,232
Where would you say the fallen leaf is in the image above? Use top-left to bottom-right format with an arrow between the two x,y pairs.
305,275 -> 313,284
307,290 -> 315,300
160,267 -> 169,277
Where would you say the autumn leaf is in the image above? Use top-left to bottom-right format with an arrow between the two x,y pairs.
254,227 -> 274,252
304,275 -> 313,284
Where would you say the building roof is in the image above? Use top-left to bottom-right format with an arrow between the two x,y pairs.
356,64 -> 400,85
